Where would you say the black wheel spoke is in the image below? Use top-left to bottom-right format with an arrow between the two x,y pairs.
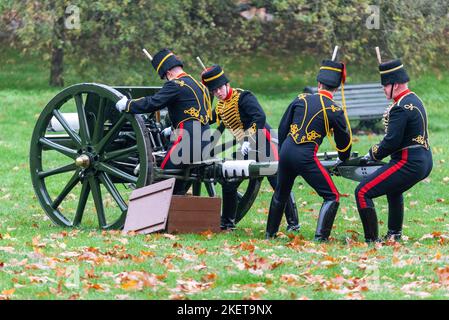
73,180 -> 90,226
99,172 -> 127,212
92,97 -> 106,144
96,114 -> 127,153
39,137 -> 78,159
52,109 -> 82,147
103,145 -> 138,162
89,176 -> 106,228
38,163 -> 77,179
205,182 -> 216,197
192,182 -> 202,196
235,178 -> 262,224
51,171 -> 80,209
74,93 -> 91,144
97,162 -> 137,184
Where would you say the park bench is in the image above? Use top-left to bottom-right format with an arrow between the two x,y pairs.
303,83 -> 390,130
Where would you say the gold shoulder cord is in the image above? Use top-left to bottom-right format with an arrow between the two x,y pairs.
216,90 -> 245,140
297,94 -> 308,131
188,75 -> 212,122
320,83 -> 353,153
288,94 -> 310,144
403,96 -> 430,149
179,75 -> 212,125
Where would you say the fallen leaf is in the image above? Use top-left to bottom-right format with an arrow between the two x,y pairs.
201,273 -> 218,282
1,288 -> 15,296
84,283 -> 106,291
173,279 -> 213,294
280,274 -> 300,284
139,251 -> 155,257
121,280 -> 139,290
199,230 -> 215,239
436,266 -> 449,286
162,234 -> 177,240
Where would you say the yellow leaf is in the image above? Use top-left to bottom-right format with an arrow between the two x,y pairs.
121,280 -> 139,290
1,288 -> 15,296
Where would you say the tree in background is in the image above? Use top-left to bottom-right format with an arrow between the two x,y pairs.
1,0 -> 448,86
2,1 -> 77,86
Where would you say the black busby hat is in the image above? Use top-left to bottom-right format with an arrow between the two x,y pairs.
379,59 -> 409,86
317,60 -> 346,88
151,49 -> 183,79
201,64 -> 229,91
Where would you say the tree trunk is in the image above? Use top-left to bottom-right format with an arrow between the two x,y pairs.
49,15 -> 65,87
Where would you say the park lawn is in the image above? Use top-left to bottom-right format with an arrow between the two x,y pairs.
0,52 -> 449,300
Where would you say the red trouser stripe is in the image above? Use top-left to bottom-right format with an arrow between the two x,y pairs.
161,122 -> 184,169
313,145 -> 340,202
263,127 -> 279,161
357,148 -> 408,209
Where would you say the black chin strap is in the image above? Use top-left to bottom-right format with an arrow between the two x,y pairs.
390,84 -> 394,100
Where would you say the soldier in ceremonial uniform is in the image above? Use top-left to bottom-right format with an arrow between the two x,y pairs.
355,59 -> 432,242
266,59 -> 352,240
201,65 -> 300,231
115,48 -> 212,194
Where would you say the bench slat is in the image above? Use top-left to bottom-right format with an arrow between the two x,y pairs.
303,84 -> 389,122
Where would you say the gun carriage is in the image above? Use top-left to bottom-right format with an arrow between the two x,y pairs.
30,83 -> 384,229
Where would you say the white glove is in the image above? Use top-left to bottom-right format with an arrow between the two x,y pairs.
115,96 -> 128,112
335,158 -> 343,166
162,127 -> 172,138
240,141 -> 251,156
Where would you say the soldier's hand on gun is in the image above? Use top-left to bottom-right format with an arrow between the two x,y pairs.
360,152 -> 372,164
330,158 -> 343,175
240,141 -> 251,156
162,127 -> 172,138
115,96 -> 128,112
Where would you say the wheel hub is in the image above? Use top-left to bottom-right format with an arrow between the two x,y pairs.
75,154 -> 91,168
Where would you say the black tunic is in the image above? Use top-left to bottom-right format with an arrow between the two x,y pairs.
369,91 -> 430,160
124,73 -> 212,180
278,92 -> 352,160
125,73 -> 212,129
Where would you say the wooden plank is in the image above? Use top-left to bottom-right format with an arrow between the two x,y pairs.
123,178 -> 176,235
167,195 -> 221,234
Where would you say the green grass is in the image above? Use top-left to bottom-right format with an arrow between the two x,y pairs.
1,50 -> 449,300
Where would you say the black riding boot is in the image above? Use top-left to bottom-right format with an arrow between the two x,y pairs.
285,192 -> 300,232
385,193 -> 404,241
314,201 -> 339,241
384,230 -> 402,241
265,196 -> 286,239
220,184 -> 238,230
359,207 -> 380,243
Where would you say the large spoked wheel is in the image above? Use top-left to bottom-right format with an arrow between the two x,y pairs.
234,178 -> 263,223
30,83 -> 153,229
